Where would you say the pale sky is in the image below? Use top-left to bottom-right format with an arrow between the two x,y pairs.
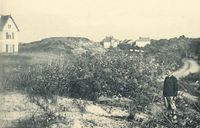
1,0 -> 200,43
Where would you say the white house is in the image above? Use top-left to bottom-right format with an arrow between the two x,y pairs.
0,15 -> 20,53
101,36 -> 119,48
135,37 -> 151,47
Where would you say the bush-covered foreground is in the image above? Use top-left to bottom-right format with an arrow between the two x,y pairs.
3,54 -> 199,127
7,51 -> 164,102
2,36 -> 200,127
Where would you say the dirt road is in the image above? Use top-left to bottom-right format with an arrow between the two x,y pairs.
173,59 -> 200,79
173,59 -> 200,101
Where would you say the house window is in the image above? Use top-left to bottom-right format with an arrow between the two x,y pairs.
13,44 -> 15,52
12,32 -> 14,39
6,32 -> 9,39
8,24 -> 11,29
6,33 -> 12,39
6,44 -> 9,52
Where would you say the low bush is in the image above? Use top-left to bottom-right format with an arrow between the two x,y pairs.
6,51 -> 168,108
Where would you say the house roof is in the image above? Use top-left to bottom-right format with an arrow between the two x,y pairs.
102,36 -> 119,43
136,37 -> 150,42
102,36 -> 113,42
0,15 -> 20,31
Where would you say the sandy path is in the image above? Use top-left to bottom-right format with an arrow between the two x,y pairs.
173,59 -> 200,79
172,59 -> 200,101
0,92 -> 43,128
0,92 -> 131,128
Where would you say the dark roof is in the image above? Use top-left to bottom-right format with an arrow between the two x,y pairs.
136,37 -> 150,42
101,36 -> 119,42
102,36 -> 113,42
0,15 -> 20,31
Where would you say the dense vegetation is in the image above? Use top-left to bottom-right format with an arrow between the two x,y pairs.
190,38 -> 200,64
2,36 -> 200,127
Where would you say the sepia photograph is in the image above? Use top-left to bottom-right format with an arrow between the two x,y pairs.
0,0 -> 200,127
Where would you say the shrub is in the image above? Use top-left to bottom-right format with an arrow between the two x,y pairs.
6,50 -> 171,112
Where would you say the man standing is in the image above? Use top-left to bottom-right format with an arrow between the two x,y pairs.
163,72 -> 178,123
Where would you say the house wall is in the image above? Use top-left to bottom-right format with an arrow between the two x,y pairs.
0,31 -> 2,52
111,40 -> 118,48
1,18 -> 19,53
135,40 -> 150,47
103,42 -> 111,48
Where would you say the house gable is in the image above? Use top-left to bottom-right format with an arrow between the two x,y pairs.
0,15 -> 19,53
0,15 -> 19,32
135,37 -> 151,47
101,36 -> 119,48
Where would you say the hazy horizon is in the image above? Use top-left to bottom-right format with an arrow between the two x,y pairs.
1,0 -> 200,43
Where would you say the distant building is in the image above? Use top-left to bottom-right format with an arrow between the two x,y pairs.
126,40 -> 135,44
101,36 -> 119,48
0,15 -> 20,53
135,37 -> 151,47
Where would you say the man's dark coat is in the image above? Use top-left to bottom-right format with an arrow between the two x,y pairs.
163,75 -> 178,97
